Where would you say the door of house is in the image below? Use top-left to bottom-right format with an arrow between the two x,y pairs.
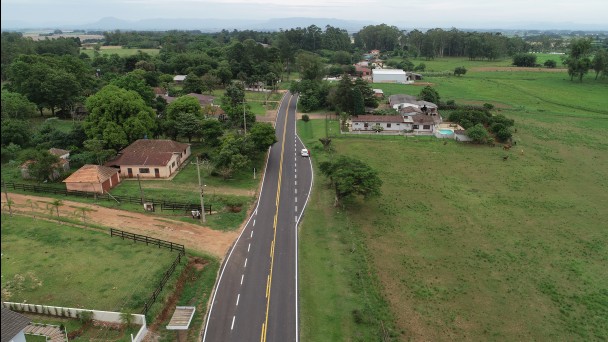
154,168 -> 160,178
127,168 -> 133,178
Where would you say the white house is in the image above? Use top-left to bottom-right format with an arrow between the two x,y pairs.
351,115 -> 407,132
372,69 -> 408,83
173,75 -> 187,84
1,307 -> 30,342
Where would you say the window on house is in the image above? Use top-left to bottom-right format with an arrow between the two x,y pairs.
396,123 -> 400,126
423,125 -> 431,129
139,168 -> 150,173
387,123 -> 392,128
172,161 -> 176,167
413,125 -> 419,129
364,123 -> 369,128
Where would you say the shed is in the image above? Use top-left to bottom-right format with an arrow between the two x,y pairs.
173,75 -> 187,84
372,69 -> 407,83
63,164 -> 121,194
1,307 -> 31,342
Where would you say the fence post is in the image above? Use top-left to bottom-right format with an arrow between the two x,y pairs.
121,231 -> 125,240
145,236 -> 148,246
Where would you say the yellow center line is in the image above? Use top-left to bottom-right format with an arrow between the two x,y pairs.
262,95 -> 292,342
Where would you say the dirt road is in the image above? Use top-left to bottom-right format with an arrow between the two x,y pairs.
1,193 -> 238,259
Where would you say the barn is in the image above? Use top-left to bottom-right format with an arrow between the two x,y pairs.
63,164 -> 121,194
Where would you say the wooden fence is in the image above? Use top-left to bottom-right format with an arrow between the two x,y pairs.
2,181 -> 211,214
108,228 -> 185,316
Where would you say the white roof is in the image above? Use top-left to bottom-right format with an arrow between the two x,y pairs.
372,69 -> 406,75
373,89 -> 384,93
173,75 -> 187,81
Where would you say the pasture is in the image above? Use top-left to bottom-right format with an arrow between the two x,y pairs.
79,46 -> 160,57
298,60 -> 608,341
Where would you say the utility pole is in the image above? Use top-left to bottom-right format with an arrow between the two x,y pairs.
194,156 -> 206,223
137,174 -> 145,205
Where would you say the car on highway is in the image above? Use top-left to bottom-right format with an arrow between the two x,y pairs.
300,148 -> 309,157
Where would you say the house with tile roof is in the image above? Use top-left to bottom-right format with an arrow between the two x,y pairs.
1,307 -> 30,342
105,139 -> 191,179
63,164 -> 121,193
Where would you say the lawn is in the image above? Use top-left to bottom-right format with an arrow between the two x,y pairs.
1,215 -> 180,317
298,62 -> 608,341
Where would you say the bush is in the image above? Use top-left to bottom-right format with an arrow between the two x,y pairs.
454,66 -> 467,76
446,99 -> 456,106
496,128 -> 513,142
418,86 -> 440,103
483,103 -> 495,110
544,59 -> 557,68
414,63 -> 426,72
490,123 -> 506,134
466,124 -> 490,144
302,114 -> 310,122
513,53 -> 537,67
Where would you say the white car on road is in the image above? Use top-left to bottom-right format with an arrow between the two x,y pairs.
300,149 -> 309,157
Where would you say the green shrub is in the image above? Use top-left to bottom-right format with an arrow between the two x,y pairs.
302,114 -> 310,122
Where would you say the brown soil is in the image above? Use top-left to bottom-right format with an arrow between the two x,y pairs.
2,193 -> 237,258
411,82 -> 436,86
471,66 -> 567,73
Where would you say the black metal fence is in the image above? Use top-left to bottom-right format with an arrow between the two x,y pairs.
108,228 -> 186,316
2,181 -> 211,214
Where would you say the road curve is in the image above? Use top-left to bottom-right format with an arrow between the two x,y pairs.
203,93 -> 313,342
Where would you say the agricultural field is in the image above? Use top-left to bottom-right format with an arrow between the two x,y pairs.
298,61 -> 608,341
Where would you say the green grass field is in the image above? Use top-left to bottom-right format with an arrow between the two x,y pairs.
299,61 -> 608,341
1,215 -> 180,315
79,47 -> 160,57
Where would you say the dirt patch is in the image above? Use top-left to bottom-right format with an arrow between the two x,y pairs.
411,82 -> 436,86
2,193 -> 237,258
471,66 -> 567,73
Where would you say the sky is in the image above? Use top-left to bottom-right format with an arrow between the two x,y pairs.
2,0 -> 607,29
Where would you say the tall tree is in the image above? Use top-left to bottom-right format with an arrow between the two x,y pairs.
564,38 -> 593,82
591,49 -> 608,80
1,90 -> 37,119
83,85 -> 156,150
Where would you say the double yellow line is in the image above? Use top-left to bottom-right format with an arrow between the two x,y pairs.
261,95 -> 292,342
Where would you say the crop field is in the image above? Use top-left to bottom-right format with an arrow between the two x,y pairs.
299,60 -> 608,341
1,215 -> 181,317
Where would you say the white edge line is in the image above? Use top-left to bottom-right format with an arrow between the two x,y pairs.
295,94 -> 314,342
231,315 -> 235,330
202,92 -> 289,342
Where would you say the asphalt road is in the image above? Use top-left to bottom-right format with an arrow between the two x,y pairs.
203,93 -> 313,342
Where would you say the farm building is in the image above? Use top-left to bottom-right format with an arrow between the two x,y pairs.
63,164 -> 121,194
173,75 -> 187,84
372,69 -> 408,83
105,139 -> 191,179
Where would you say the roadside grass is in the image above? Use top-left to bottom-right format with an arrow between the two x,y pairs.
0,215 -> 182,322
79,47 -> 160,57
391,54 -> 566,72
298,63 -> 608,340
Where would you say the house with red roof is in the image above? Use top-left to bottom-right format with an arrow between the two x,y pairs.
63,164 -> 121,193
105,139 -> 191,179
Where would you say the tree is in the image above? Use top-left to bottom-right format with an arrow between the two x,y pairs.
200,73 -> 220,94
418,86 -> 440,103
200,119 -> 224,146
352,87 -> 365,115
1,119 -> 31,147
564,38 -> 592,82
249,122 -> 277,152
26,150 -> 61,182
83,85 -> 156,150
1,90 -> 37,119
295,51 -> 324,80
591,49 -> 608,80
319,155 -> 382,207
213,134 -> 251,179
165,95 -> 204,121
49,199 -> 64,217
175,112 -> 202,142
110,71 -> 155,106
454,66 -> 467,76
334,75 -> 353,114
465,124 -> 490,144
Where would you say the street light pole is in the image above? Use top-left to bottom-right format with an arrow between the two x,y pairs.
194,156 -> 206,223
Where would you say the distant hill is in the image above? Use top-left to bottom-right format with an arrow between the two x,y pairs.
1,16 -> 376,33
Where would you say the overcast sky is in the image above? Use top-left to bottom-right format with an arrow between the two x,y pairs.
2,0 -> 607,29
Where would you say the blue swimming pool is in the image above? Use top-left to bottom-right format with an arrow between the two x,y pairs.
439,129 -> 453,134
